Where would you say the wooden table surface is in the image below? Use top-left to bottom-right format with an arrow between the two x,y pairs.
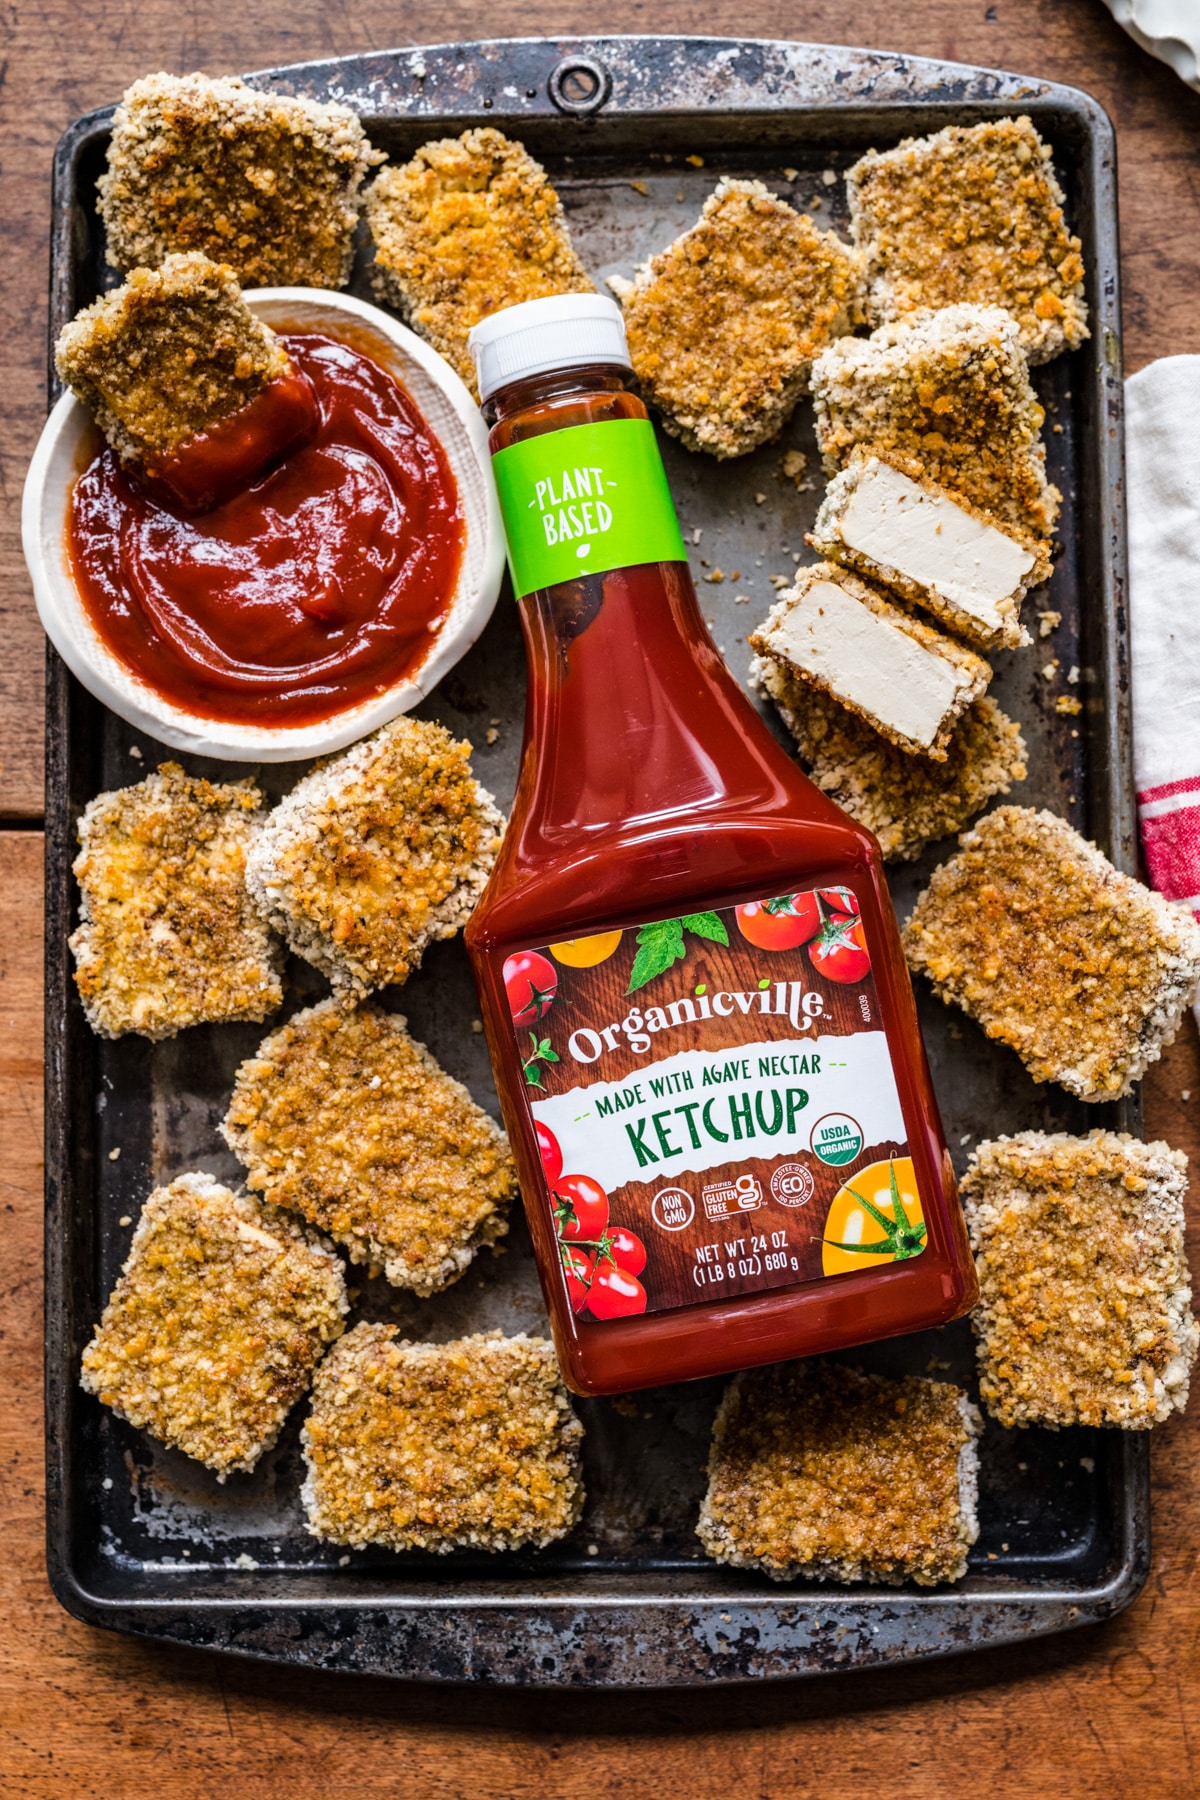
4,2 -> 1200,1793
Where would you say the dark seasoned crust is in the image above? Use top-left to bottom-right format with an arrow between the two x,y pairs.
223,999 -> 515,1295
98,72 -> 382,289
366,128 -> 593,395
698,1361 -> 980,1585
55,253 -> 288,464
609,178 -> 861,458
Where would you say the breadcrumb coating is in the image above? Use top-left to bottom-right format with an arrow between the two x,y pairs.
809,450 -> 1049,651
223,999 -> 515,1295
848,117 -> 1088,364
70,761 -> 282,1040
80,1173 -> 347,1478
55,252 -> 289,465
608,178 -> 861,458
752,658 -> 1027,861
749,562 -> 991,760
962,1131 -> 1197,1428
902,807 -> 1200,1100
366,129 -> 593,396
301,1326 -> 585,1552
697,1362 -> 980,1586
98,72 -> 382,289
811,304 -> 1058,541
246,715 -> 503,998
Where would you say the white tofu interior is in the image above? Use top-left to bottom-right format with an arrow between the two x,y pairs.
839,462 -> 1035,631
768,580 -> 966,749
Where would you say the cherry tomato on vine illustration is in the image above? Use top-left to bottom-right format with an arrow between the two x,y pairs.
818,886 -> 857,919
560,1244 -> 595,1312
552,1173 -> 610,1244
735,893 -> 822,951
600,1226 -> 647,1277
536,1119 -> 564,1186
587,1262 -> 648,1319
503,949 -> 558,1026
809,915 -> 871,984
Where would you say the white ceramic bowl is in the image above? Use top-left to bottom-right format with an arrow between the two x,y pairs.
22,288 -> 505,761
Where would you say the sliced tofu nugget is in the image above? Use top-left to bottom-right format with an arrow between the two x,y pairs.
54,252 -> 289,468
847,116 -> 1088,363
70,761 -> 282,1040
811,303 -> 1058,541
245,715 -> 503,997
609,177 -> 862,458
80,1172 -> 347,1478
902,807 -> 1200,1100
302,1326 -> 585,1552
752,659 -> 1027,861
963,1131 -> 1197,1428
698,1361 -> 981,1586
749,562 -> 991,761
809,451 -> 1050,651
223,999 -> 515,1295
366,128 -> 594,396
98,71 -> 382,288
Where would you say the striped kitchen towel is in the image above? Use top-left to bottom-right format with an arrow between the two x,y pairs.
1127,356 -> 1200,1024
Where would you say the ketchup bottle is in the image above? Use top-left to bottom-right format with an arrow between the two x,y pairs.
465,295 -> 977,1397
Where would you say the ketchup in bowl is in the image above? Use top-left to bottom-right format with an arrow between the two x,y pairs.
66,332 -> 465,728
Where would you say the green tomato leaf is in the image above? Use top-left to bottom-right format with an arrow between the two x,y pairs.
626,917 -> 686,993
681,910 -> 730,945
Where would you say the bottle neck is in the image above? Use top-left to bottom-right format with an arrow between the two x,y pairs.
485,363 -> 633,435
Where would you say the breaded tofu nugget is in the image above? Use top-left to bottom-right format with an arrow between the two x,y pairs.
697,1362 -> 981,1586
98,72 -> 382,289
80,1173 -> 347,1478
902,807 -> 1200,1100
71,761 -> 282,1040
847,117 -> 1088,364
301,1326 -> 585,1552
366,129 -> 593,395
811,304 -> 1058,541
223,999 -> 515,1295
809,451 -> 1050,651
962,1131 -> 1197,1427
749,563 -> 991,760
55,252 -> 288,467
752,660 -> 1027,861
608,178 -> 861,458
245,716 -> 502,997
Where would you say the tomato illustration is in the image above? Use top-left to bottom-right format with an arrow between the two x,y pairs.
503,949 -> 558,1026
735,893 -> 822,951
809,914 -> 871,984
552,1173 -> 610,1244
536,1119 -> 564,1186
549,931 -> 623,967
601,1226 -> 647,1277
821,1157 -> 926,1276
560,1244 -> 595,1313
818,886 -> 857,919
587,1262 -> 648,1319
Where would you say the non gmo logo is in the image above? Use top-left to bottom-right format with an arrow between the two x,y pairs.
651,1187 -> 695,1232
810,1112 -> 865,1167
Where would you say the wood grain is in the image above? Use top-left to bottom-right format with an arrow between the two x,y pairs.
4,2 -> 1200,1792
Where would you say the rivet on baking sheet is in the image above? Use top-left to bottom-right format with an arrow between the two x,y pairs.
548,56 -> 613,117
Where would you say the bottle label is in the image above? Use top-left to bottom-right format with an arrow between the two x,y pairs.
491,417 -> 687,599
501,887 -> 925,1325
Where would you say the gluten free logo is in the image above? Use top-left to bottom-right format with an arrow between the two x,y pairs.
810,1112 -> 864,1168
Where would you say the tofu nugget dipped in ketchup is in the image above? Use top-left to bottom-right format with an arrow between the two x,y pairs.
58,255 -> 464,729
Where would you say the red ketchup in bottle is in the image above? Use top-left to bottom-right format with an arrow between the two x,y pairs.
464,295 -> 977,1397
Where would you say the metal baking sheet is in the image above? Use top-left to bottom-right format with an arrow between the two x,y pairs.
43,35 -> 1143,1686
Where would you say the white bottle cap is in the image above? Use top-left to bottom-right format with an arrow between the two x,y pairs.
467,294 -> 632,402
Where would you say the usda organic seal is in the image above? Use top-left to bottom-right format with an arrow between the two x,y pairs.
810,1112 -> 864,1167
